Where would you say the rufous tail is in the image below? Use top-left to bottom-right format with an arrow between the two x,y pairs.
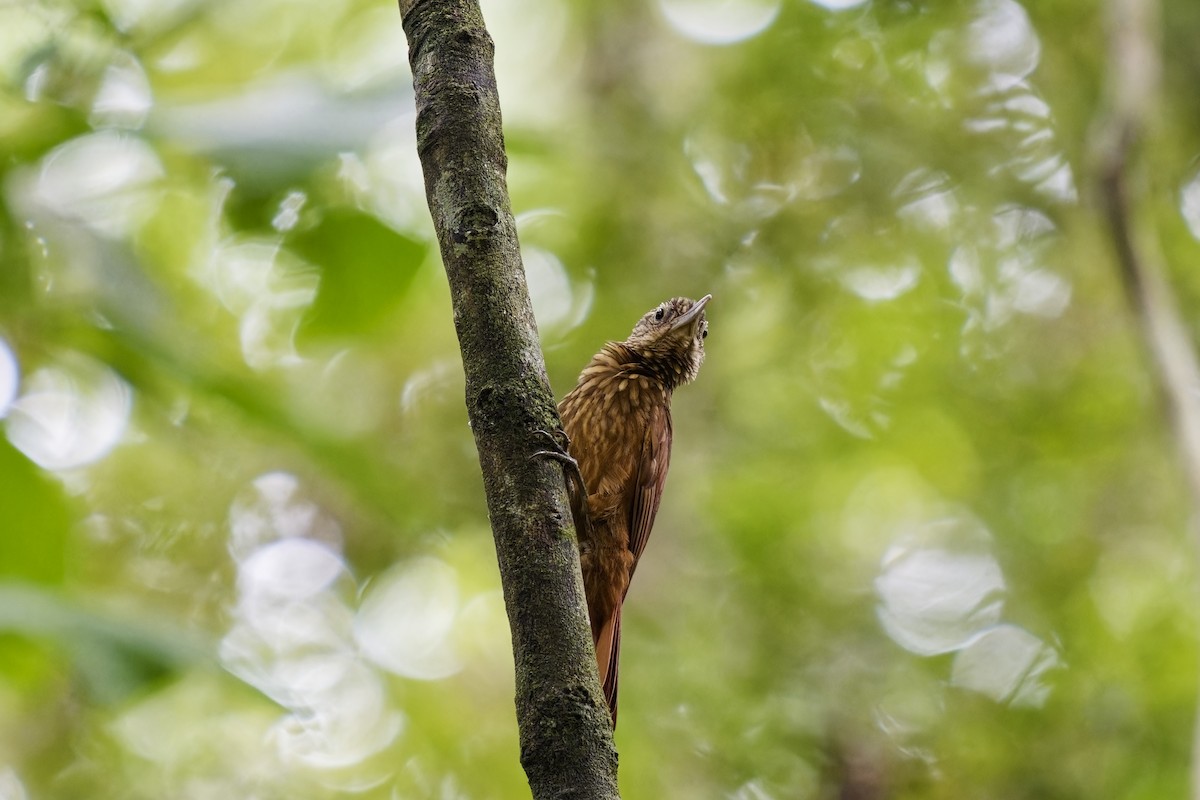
595,606 -> 622,727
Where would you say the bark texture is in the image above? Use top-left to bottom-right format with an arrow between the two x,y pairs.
397,1 -> 620,797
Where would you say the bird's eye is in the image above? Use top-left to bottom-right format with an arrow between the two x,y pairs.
702,327 -> 708,339
654,307 -> 665,322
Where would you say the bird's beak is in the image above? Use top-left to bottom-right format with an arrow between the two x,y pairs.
670,294 -> 712,333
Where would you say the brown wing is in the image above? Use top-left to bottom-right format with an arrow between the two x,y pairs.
597,405 -> 672,727
627,404 -> 672,579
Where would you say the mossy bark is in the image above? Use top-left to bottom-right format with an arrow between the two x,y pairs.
398,1 -> 620,796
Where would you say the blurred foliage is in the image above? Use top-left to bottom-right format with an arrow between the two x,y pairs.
2,0 -> 1200,798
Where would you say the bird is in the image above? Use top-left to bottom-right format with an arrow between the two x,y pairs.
536,294 -> 711,726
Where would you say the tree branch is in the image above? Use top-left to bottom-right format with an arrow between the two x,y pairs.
1096,0 -> 1200,533
1094,2 -> 1200,798
397,0 -> 620,796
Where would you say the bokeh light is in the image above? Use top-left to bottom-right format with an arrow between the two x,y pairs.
1,0 -> 1197,797
6,354 -> 132,471
658,0 -> 782,45
0,339 -> 18,418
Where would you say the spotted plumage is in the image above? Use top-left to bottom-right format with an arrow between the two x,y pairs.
556,294 -> 710,725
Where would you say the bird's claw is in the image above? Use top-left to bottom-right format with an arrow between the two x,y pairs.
530,428 -> 591,539
531,448 -> 579,469
530,428 -> 581,479
531,428 -> 571,454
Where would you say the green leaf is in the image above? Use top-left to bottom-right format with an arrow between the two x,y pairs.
292,209 -> 426,342
0,438 -> 70,585
0,583 -> 210,705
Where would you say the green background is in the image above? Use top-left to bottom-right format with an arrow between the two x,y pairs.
2,0 -> 1199,797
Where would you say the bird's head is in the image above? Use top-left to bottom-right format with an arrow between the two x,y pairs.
624,294 -> 711,387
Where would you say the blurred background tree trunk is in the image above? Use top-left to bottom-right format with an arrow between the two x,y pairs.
1094,0 -> 1200,797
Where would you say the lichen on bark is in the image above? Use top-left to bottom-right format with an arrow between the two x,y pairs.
397,0 -> 621,796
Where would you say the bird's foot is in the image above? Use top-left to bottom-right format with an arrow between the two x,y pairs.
532,427 -> 571,455
531,428 -> 591,539
531,428 -> 582,483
